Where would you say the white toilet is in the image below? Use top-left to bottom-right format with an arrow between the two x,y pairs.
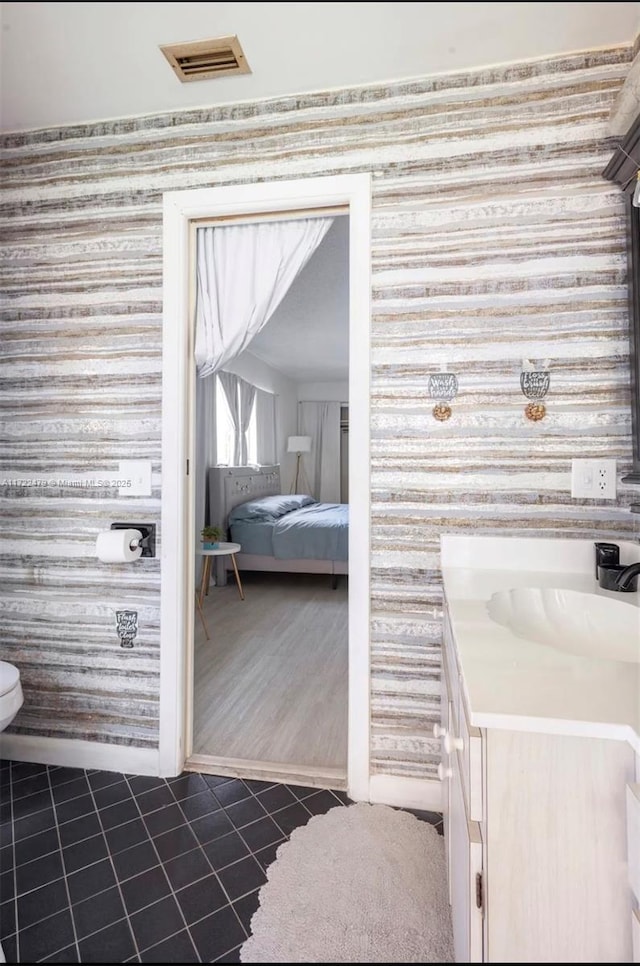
0,661 -> 23,732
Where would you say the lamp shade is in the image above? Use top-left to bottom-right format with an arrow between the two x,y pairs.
287,435 -> 312,453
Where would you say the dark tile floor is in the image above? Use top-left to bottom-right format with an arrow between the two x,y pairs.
0,759 -> 442,963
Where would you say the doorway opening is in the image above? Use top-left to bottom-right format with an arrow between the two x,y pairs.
159,176 -> 371,801
192,215 -> 349,788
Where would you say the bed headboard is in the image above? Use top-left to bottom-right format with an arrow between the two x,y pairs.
208,465 -> 281,534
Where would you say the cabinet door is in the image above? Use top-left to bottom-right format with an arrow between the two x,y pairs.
628,784 -> 640,903
449,751 -> 484,963
441,684 -> 452,904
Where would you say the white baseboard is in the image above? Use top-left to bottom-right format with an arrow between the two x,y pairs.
369,774 -> 443,812
0,733 -> 159,776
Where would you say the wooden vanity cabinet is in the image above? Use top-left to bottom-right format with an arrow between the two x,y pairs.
440,607 -> 637,963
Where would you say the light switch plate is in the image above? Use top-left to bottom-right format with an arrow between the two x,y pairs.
119,460 -> 152,497
570,458 -> 617,500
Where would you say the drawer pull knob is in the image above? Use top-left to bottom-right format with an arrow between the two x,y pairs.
433,724 -> 448,739
437,762 -> 453,782
444,734 -> 464,753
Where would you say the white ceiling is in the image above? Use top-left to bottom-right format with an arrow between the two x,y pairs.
1,2 -> 638,132
248,216 -> 349,383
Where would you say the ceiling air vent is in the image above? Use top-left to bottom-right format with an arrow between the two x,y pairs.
160,35 -> 251,83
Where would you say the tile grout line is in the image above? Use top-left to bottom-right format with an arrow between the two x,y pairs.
209,777 -> 331,939
243,776 -> 316,810
205,779 -> 347,878
8,870 -> 67,902
14,840 -> 62,867
8,769 -> 131,825
207,782 -> 288,873
37,871 -> 283,963
133,881 -> 258,960
235,827 -> 286,865
242,779 -> 318,835
164,778 -> 252,949
6,768 -> 338,842
13,777 -> 205,847
11,766 -> 114,800
233,790 -> 303,855
83,770 -> 142,962
8,812 -> 273,923
68,814 -> 280,920
9,763 -> 19,964
212,941 -> 243,964
18,878 -> 108,936
135,914 -> 248,961
134,922 -> 198,960
4,788 -> 353,907
44,765 -> 81,964
35,916 -> 130,964
122,774 -> 200,962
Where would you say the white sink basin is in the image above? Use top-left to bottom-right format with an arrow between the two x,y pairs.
487,587 -> 640,663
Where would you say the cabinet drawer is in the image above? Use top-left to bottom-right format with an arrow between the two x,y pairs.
628,784 -> 640,903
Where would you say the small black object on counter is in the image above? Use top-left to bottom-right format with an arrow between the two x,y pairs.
594,542 -> 619,578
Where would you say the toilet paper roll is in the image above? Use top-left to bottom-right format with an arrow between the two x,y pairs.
96,529 -> 143,563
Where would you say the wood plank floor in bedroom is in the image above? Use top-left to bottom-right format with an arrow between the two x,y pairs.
193,571 -> 348,774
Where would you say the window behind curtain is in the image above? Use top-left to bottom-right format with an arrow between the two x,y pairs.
215,376 -> 258,465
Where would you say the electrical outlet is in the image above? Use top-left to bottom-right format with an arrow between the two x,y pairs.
571,459 -> 617,500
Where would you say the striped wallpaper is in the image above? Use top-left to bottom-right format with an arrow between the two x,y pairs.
1,45 -> 638,780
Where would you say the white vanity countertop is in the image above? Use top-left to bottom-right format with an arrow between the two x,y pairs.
441,536 -> 640,755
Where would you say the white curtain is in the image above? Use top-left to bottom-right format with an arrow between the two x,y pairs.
298,401 -> 342,503
218,371 -> 241,462
195,217 -> 333,377
256,389 -> 277,465
218,371 -> 256,465
238,379 -> 256,466
195,373 -> 217,579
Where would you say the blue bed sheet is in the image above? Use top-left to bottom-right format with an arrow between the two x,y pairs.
229,520 -> 275,557
272,503 -> 348,561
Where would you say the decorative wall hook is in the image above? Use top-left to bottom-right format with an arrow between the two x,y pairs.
429,371 -> 458,421
520,359 -> 550,421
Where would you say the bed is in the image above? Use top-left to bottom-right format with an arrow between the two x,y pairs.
208,465 -> 348,583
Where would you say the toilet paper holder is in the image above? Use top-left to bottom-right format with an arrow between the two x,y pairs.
110,522 -> 156,558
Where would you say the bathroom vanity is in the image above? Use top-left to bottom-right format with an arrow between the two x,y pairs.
439,536 -> 640,963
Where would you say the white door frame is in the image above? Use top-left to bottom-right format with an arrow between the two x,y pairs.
159,174 -> 372,801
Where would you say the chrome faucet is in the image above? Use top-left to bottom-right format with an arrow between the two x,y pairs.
615,562 -> 640,591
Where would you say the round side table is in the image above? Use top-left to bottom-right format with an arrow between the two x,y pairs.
198,542 -> 244,605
